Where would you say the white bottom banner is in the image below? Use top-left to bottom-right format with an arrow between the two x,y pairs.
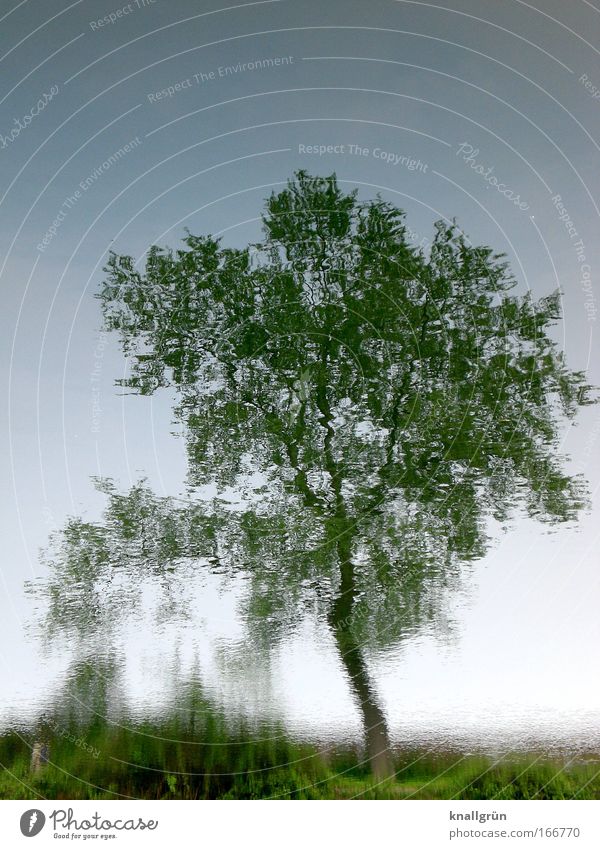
0,800 -> 598,849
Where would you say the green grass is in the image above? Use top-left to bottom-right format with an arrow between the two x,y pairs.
1,714 -> 599,800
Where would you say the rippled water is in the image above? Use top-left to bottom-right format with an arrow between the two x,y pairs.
6,527 -> 598,757
3,174 -> 600,768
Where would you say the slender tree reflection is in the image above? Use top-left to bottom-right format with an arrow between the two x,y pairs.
38,173 -> 592,776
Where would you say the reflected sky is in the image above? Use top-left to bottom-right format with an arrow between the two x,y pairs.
0,0 -> 599,755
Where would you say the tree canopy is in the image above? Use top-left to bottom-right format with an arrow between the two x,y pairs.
37,171 -> 592,775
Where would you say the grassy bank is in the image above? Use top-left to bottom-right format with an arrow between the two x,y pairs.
1,717 -> 598,800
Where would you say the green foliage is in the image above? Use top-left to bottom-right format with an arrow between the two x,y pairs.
1,718 -> 598,800
27,172 -> 596,783
41,171 -> 592,645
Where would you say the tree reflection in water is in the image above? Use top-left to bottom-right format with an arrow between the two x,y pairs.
36,172 -> 592,776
